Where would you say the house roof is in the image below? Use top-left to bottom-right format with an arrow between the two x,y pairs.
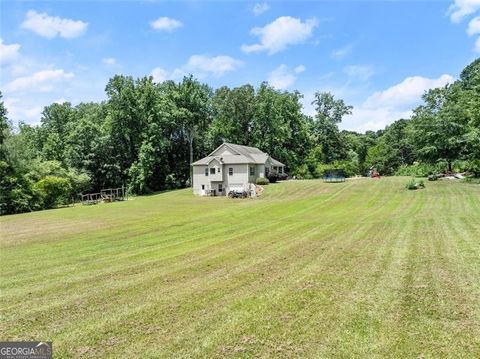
270,158 -> 285,166
192,143 -> 285,166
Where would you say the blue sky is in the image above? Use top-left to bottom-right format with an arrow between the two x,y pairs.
1,0 -> 479,132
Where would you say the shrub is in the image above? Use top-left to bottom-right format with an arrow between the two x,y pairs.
405,178 -> 425,190
291,164 -> 314,179
256,177 -> 270,185
317,161 -> 359,177
396,162 -> 442,177
0,161 -> 42,214
34,176 -> 72,209
267,171 -> 278,183
465,159 -> 480,177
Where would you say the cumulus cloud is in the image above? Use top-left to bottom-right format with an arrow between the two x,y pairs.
448,0 -> 480,23
0,39 -> 21,64
343,65 -> 374,81
150,17 -> 183,32
151,55 -> 242,83
241,16 -> 318,54
467,16 -> 480,34
102,57 -> 116,65
185,55 -> 243,77
344,74 -> 454,132
21,10 -> 88,39
363,74 -> 454,110
151,67 -> 169,83
3,97 -> 43,124
345,107 -> 413,133
267,64 -> 305,90
253,3 -> 270,16
475,36 -> 480,52
5,69 -> 75,93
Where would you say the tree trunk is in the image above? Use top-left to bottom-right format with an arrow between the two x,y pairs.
188,128 -> 194,186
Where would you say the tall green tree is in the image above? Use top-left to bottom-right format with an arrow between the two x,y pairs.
166,75 -> 212,183
207,84 -> 256,148
311,92 -> 352,163
409,85 -> 469,171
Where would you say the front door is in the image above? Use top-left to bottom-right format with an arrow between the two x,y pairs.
218,183 -> 223,194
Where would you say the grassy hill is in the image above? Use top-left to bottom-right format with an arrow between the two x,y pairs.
1,177 -> 479,358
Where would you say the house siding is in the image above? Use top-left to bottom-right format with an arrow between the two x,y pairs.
192,165 -> 210,195
224,164 -> 249,192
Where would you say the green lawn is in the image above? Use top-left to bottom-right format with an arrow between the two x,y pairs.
1,177 -> 480,358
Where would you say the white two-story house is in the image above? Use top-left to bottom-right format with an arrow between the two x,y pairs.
191,142 -> 286,196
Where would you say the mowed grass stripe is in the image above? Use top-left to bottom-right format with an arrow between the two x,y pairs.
1,177 -> 479,358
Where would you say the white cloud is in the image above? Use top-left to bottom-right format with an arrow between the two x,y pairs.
150,17 -> 183,32
343,65 -> 374,81
467,16 -> 480,34
241,16 -> 318,54
21,10 -> 88,39
253,3 -> 270,16
151,67 -> 169,83
331,44 -> 353,60
5,69 -> 75,93
363,74 -> 454,110
294,65 -> 306,74
448,0 -> 480,23
151,54 -> 242,82
267,64 -> 305,90
185,55 -> 243,77
0,39 -> 21,64
475,36 -> 480,52
345,107 -> 413,133
344,74 -> 455,132
102,57 -> 116,65
3,97 -> 43,124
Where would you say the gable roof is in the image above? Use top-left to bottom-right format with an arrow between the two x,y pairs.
192,143 -> 285,166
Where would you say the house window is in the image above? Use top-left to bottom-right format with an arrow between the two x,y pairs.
265,167 -> 270,175
201,185 -> 205,190
250,166 -> 255,176
218,184 -> 223,192
205,168 -> 208,176
217,167 -> 221,173
279,167 -> 283,174
210,168 -> 216,175
229,167 -> 233,176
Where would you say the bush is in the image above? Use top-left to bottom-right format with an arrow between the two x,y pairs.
465,159 -> 480,177
396,162 -> 442,177
267,171 -> 278,183
291,164 -> 314,179
34,176 -> 72,209
256,177 -> 270,185
0,161 -> 42,215
317,161 -> 357,178
67,169 -> 91,195
405,178 -> 425,190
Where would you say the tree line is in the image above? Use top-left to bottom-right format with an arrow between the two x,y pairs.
1,58 -> 479,215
